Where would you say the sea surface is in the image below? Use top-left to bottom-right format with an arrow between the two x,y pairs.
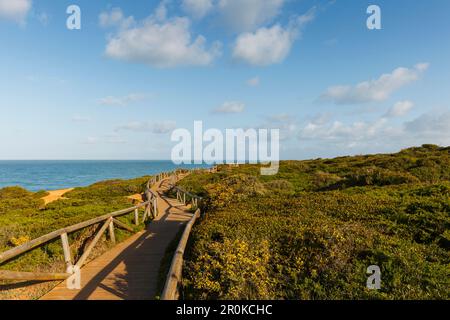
0,161 -> 210,191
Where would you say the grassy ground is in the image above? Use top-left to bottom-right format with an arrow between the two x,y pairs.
178,145 -> 450,300
0,176 -> 151,300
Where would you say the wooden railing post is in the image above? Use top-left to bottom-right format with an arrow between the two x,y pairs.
134,209 -> 139,226
143,203 -> 148,223
60,233 -> 72,270
109,220 -> 116,245
152,198 -> 156,218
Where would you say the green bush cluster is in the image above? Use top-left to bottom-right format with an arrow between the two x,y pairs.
179,145 -> 450,300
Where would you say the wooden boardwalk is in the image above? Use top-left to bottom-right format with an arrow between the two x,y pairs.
41,179 -> 193,300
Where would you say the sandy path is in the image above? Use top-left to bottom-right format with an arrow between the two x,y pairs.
127,193 -> 144,203
42,188 -> 74,205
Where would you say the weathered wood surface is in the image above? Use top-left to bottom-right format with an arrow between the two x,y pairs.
40,178 -> 193,300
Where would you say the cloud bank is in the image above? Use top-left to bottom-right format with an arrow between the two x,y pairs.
214,101 -> 245,113
102,5 -> 221,68
321,63 -> 429,105
98,93 -> 145,106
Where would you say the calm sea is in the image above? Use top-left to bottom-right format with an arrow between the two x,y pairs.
0,161 -> 210,191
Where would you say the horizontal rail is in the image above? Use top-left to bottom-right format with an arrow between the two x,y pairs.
161,209 -> 201,300
0,270 -> 70,281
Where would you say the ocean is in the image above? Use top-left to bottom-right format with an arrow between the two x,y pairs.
0,160 -> 210,191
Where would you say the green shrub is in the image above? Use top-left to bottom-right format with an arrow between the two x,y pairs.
181,146 -> 450,300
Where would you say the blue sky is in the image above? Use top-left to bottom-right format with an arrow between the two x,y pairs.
0,0 -> 449,160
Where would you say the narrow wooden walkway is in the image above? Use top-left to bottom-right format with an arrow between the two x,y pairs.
41,178 -> 193,300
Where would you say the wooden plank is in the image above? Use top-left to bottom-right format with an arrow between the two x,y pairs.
76,218 -> 112,268
0,270 -> 70,281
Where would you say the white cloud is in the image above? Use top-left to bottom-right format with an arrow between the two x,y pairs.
261,113 -> 297,140
404,111 -> 450,139
214,101 -> 245,113
115,121 -> 177,134
98,94 -> 145,106
300,117 -> 389,143
99,7 -> 134,29
298,109 -> 450,151
83,135 -> 127,145
37,12 -> 49,26
385,100 -> 414,117
323,38 -> 338,46
83,137 -> 99,145
115,121 -> 149,132
181,0 -> 286,32
182,0 -> 214,19
154,1 -> 168,21
152,121 -> 178,134
247,76 -> 260,87
321,63 -> 429,105
232,9 -> 315,66
104,5 -> 221,68
0,0 -> 31,24
72,115 -> 92,123
218,0 -> 285,32
104,134 -> 127,144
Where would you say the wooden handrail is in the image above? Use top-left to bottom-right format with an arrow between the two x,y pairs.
160,168 -> 216,299
161,209 -> 201,300
0,201 -> 149,265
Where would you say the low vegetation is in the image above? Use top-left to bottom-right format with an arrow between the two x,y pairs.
179,145 -> 450,299
0,176 -> 151,300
